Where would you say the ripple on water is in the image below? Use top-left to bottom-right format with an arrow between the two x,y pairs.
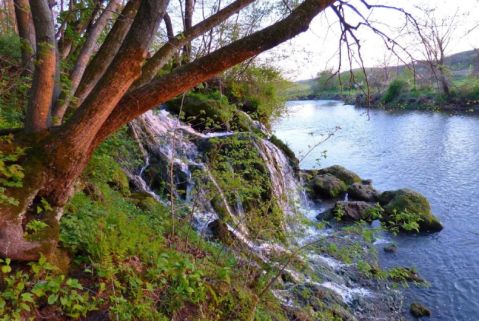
274,100 -> 479,321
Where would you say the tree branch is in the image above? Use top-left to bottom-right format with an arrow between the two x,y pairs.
13,0 -> 36,76
131,0 -> 256,90
72,0 -> 141,110
25,0 -> 56,132
93,0 -> 335,148
56,0 -> 169,152
52,0 -> 121,124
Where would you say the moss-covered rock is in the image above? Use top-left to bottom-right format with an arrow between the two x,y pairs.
165,95 -> 236,131
389,267 -> 425,283
410,302 -> 431,317
379,189 -> 444,232
129,192 -> 159,212
347,182 -> 380,202
317,165 -> 362,185
309,173 -> 346,199
383,244 -> 397,254
107,167 -> 130,196
269,135 -> 299,170
208,219 -> 234,245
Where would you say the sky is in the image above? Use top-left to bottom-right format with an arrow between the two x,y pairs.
266,0 -> 479,81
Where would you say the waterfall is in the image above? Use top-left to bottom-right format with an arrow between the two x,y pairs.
124,109 -> 401,320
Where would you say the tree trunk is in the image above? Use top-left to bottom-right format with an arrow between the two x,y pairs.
0,0 -> 335,261
73,0 -> 141,108
52,0 -> 121,124
14,0 -> 35,75
25,0 -> 56,132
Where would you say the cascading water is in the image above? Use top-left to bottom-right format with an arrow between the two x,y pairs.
124,108 -> 403,320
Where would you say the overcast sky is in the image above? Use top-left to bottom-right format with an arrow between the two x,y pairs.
267,0 -> 479,81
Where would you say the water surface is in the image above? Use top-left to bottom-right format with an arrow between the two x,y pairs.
273,100 -> 479,321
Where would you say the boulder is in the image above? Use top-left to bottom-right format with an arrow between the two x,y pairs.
317,201 -> 373,222
379,189 -> 443,232
317,165 -> 362,185
334,201 -> 373,221
410,302 -> 431,317
347,182 -> 380,202
309,173 -> 346,199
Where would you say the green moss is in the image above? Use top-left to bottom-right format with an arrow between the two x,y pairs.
309,173 -> 347,199
270,135 -> 299,170
165,94 -> 236,131
317,165 -> 361,185
379,189 -> 444,232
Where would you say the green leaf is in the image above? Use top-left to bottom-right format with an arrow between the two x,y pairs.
21,293 -> 35,303
48,293 -> 59,305
1,265 -> 12,273
20,303 -> 31,311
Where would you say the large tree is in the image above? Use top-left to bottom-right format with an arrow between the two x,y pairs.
0,0 -> 387,261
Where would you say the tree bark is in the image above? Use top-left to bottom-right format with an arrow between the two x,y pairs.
25,0 -> 56,132
13,0 -> 36,75
52,0 -> 121,124
72,0 -> 141,109
182,0 -> 195,62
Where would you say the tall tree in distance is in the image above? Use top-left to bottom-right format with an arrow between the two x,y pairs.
417,7 -> 461,99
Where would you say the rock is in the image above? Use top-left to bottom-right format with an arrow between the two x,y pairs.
410,302 -> 431,317
383,244 -> 397,253
347,182 -> 380,202
378,189 -> 444,232
107,167 -> 130,196
208,219 -> 234,245
362,179 -> 373,185
129,192 -> 159,212
309,173 -> 347,199
390,267 -> 425,283
330,201 -> 373,222
317,165 -> 362,185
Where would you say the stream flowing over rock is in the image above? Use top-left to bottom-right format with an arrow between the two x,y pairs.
124,109 -> 406,320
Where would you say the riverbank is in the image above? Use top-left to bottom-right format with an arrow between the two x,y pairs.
294,92 -> 479,113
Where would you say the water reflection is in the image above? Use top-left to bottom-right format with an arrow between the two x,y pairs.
273,100 -> 479,321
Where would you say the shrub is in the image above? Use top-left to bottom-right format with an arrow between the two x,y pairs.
381,79 -> 408,103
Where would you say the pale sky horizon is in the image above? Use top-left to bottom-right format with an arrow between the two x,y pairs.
266,0 -> 479,81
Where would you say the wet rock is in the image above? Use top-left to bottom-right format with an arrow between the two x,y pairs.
362,179 -> 373,185
289,284 -> 358,321
389,267 -> 426,283
410,302 -> 431,317
347,182 -> 380,202
317,165 -> 362,185
378,189 -> 444,232
332,201 -> 373,221
309,173 -> 346,199
383,244 -> 397,254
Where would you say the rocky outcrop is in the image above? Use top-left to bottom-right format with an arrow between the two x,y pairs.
378,189 -> 444,232
347,182 -> 380,202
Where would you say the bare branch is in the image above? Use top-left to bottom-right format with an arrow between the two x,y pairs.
131,0 -> 256,90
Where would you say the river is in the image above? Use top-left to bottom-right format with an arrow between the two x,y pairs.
273,100 -> 479,321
